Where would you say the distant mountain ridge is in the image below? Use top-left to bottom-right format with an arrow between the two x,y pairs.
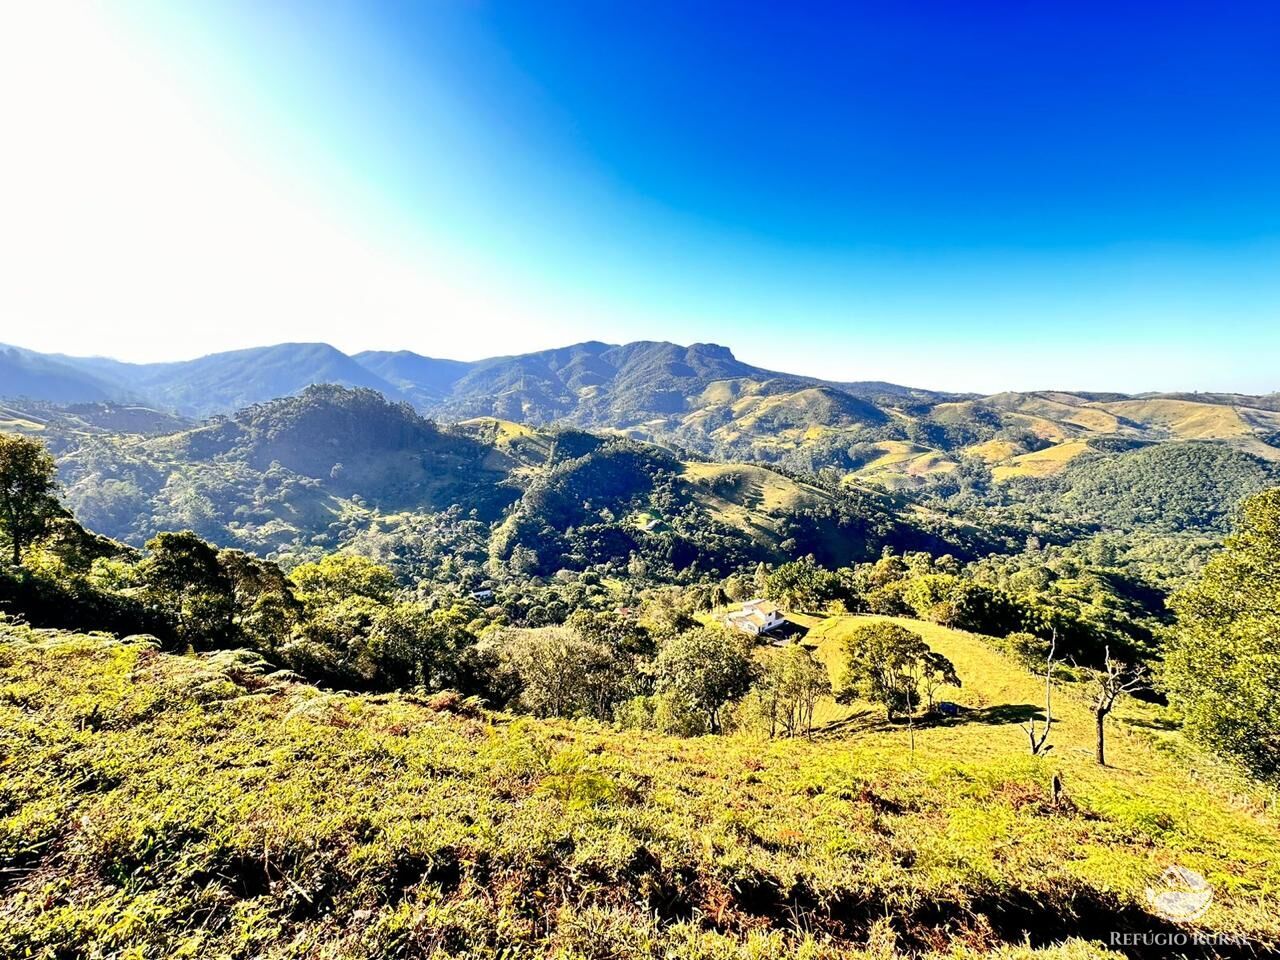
1,338 -> 943,421
3,340 -> 1278,479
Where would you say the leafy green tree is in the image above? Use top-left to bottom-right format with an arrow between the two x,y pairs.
755,645 -> 830,738
138,531 -> 234,648
281,554 -> 398,684
1165,488 -> 1280,781
0,434 -> 61,566
901,573 -> 965,625
765,556 -> 843,612
289,553 -> 398,606
501,627 -> 626,719
653,688 -> 709,736
568,608 -> 654,658
655,626 -> 754,733
368,601 -> 473,691
217,549 -> 300,652
835,621 -> 957,720
911,649 -> 961,712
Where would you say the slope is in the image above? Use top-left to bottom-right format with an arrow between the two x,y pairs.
0,345 -> 123,404
2,623 -> 1276,958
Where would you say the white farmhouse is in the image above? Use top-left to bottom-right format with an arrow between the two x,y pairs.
724,598 -> 785,636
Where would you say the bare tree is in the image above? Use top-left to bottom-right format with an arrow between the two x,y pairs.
1092,646 -> 1149,766
1022,631 -> 1057,756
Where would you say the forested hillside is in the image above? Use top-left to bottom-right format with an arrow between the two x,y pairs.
3,379 -> 1280,957
7,339 -> 1277,489
2,387 -> 989,586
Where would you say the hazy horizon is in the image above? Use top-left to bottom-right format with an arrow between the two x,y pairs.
3,2 -> 1279,393
7,335 -> 1278,399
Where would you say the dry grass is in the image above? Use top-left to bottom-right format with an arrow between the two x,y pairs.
992,440 -> 1092,481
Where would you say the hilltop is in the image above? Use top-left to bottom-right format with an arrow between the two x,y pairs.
6,386 -> 977,582
2,616 -> 1275,958
4,340 -> 1277,491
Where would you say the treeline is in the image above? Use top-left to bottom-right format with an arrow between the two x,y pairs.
0,511 -> 843,741
5,430 -> 1278,780
755,547 -> 1160,667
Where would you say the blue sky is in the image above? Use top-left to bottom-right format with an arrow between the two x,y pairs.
2,1 -> 1278,391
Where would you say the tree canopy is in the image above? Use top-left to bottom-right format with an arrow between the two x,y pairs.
0,434 -> 61,566
1165,488 -> 1280,782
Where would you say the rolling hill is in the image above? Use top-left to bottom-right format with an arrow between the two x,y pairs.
7,386 -> 981,584
4,342 -> 1278,474
3,612 -> 1276,958
0,345 -> 122,404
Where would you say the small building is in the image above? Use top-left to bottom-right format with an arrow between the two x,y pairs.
469,588 -> 494,601
724,598 -> 785,636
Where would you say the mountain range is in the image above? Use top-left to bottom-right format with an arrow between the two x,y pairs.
4,339 -> 1279,489
1,339 -> 936,417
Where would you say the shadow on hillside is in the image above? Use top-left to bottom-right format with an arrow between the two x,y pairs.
911,703 -> 1043,729
674,862 -> 1263,960
1122,715 -> 1180,732
964,703 -> 1044,725
768,621 -> 810,645
811,709 -> 886,738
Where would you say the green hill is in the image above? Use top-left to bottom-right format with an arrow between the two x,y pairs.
5,341 -> 1279,480
3,620 -> 1276,958
18,387 -> 975,583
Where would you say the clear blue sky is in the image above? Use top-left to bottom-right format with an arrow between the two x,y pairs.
3,1 -> 1278,391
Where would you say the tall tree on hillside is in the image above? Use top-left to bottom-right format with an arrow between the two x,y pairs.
1165,488 -> 1280,781
1091,646 -> 1149,766
835,621 -> 958,722
912,649 -> 962,712
0,434 -> 61,566
753,645 -> 831,738
778,645 -> 830,738
139,531 -> 235,648
655,627 -> 755,733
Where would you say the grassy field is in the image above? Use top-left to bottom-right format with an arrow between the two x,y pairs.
0,404 -> 47,433
1095,400 -> 1253,441
1002,397 -> 1123,436
800,616 -> 1279,917
965,439 -> 1026,463
2,620 -> 1277,958
850,446 -> 960,490
991,440 -> 1093,481
683,461 -> 832,545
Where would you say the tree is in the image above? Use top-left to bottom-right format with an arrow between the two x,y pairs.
218,549 -> 300,652
289,553 -> 398,606
913,649 -> 961,712
1022,631 -> 1057,756
138,531 -> 234,648
759,645 -> 830,738
902,573 -> 965,626
835,621 -> 952,721
0,434 -> 61,566
1091,646 -> 1149,766
368,601 -> 473,691
655,627 -> 755,733
1165,488 -> 1280,780
568,608 -> 654,658
502,627 -> 626,720
765,557 -> 842,612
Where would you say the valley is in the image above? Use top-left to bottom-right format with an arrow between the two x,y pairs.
2,339 -> 1279,958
